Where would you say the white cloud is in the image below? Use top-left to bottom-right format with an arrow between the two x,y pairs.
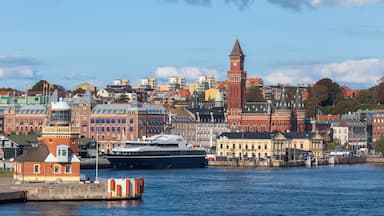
0,56 -> 40,79
265,58 -> 384,87
154,66 -> 220,81
268,0 -> 383,10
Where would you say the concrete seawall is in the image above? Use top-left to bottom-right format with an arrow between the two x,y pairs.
366,157 -> 384,163
0,177 -> 143,203
209,157 -> 367,168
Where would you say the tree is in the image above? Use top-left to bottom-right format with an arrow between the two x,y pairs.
29,80 -> 65,92
304,98 -> 320,117
374,135 -> 384,155
116,94 -> 128,103
375,82 -> 384,104
355,89 -> 375,106
30,80 -> 49,92
332,98 -> 357,114
246,86 -> 265,102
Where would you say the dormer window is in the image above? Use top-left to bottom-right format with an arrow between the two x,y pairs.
57,145 -> 70,163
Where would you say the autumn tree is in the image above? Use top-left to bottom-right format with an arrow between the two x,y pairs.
246,86 -> 265,102
375,82 -> 384,104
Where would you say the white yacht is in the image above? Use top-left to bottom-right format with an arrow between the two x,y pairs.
105,134 -> 207,169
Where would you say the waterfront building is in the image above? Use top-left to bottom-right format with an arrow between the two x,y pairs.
68,90 -> 95,138
13,98 -> 81,182
331,120 -> 367,151
216,132 -> 324,161
89,103 -> 167,153
372,110 -> 384,143
3,99 -> 47,135
226,40 -> 306,133
170,103 -> 228,150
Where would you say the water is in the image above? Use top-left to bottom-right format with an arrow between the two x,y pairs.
1,164 -> 384,215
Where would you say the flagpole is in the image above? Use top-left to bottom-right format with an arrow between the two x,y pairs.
95,127 -> 99,183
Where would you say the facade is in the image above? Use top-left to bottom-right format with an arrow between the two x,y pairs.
216,132 -> 324,161
169,76 -> 186,90
13,99 -> 81,183
170,107 -> 228,150
331,120 -> 367,151
226,40 -> 306,133
89,103 -> 167,153
372,110 -> 384,142
140,78 -> 158,90
3,102 -> 47,135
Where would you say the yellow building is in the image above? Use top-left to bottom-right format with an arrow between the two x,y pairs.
188,83 -> 196,94
216,132 -> 324,161
159,84 -> 169,91
204,88 -> 218,102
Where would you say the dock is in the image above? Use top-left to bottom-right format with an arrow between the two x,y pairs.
0,177 -> 144,203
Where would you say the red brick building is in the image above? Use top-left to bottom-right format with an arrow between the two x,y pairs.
226,40 -> 306,133
13,99 -> 80,183
89,103 -> 167,153
3,102 -> 47,135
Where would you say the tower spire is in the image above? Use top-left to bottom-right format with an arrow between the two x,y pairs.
230,39 -> 244,56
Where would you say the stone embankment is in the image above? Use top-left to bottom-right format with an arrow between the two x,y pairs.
208,156 -> 367,168
0,177 -> 144,203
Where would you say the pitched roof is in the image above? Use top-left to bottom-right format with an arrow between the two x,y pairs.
230,40 -> 244,56
16,144 -> 49,162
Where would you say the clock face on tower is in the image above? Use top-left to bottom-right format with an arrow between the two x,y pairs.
233,62 -> 237,66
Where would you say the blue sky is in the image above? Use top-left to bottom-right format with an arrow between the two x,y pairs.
1,0 -> 384,90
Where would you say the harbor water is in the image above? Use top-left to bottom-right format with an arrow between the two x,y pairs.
1,164 -> 384,215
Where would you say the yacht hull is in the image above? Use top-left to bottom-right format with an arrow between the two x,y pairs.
106,155 -> 208,169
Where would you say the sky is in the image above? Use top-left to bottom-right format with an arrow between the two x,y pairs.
0,0 -> 384,90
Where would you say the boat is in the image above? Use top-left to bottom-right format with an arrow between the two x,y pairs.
104,134 -> 208,169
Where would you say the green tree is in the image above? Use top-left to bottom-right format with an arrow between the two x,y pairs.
332,98 -> 357,114
355,89 -> 375,106
374,135 -> 384,154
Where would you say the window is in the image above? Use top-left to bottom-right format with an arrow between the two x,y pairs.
220,144 -> 223,149
65,164 -> 71,174
34,164 -> 40,174
62,149 -> 67,157
300,144 -> 303,149
54,164 -> 60,174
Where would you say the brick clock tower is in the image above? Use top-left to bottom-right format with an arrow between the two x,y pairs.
227,40 -> 247,128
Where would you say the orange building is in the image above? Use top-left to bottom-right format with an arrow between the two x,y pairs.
13,98 -> 80,183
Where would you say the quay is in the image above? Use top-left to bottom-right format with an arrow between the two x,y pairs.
0,177 -> 144,203
208,156 -> 367,168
